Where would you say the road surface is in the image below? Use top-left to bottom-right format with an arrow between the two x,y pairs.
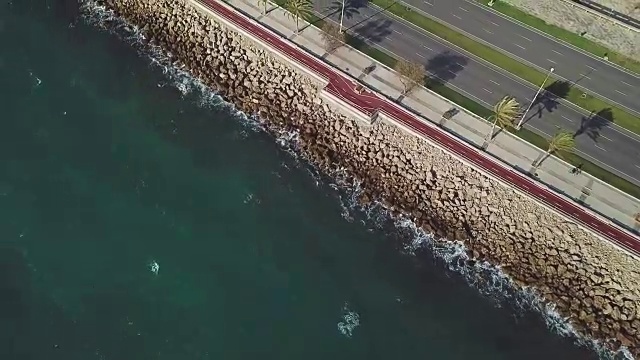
197,0 -> 640,256
312,0 -> 640,186
401,0 -> 640,113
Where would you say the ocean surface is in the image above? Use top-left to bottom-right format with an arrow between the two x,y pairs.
0,1 -> 614,359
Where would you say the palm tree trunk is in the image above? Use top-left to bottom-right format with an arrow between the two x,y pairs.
534,150 -> 552,169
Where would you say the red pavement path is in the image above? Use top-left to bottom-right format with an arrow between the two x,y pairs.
199,0 -> 640,256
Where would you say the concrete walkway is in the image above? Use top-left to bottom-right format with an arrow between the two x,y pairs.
227,0 -> 640,231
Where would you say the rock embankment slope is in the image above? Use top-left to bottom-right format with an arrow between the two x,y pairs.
96,0 -> 640,355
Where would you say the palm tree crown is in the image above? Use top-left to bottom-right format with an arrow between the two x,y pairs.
484,96 -> 520,146
547,130 -> 576,154
285,0 -> 313,33
533,129 -> 575,169
489,96 -> 520,130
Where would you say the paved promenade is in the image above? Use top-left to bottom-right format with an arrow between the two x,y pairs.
193,0 -> 640,256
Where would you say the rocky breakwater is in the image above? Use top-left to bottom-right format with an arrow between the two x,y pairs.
94,0 -> 640,355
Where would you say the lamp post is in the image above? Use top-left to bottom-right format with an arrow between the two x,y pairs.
516,67 -> 554,129
339,0 -> 346,33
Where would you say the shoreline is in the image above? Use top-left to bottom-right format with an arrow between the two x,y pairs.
88,0 -> 640,356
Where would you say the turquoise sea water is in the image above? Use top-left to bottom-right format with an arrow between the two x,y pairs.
0,1 -> 609,359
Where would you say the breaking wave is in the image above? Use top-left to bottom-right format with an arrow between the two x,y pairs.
79,3 -> 632,359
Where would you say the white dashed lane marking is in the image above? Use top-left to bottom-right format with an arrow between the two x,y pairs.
514,44 -> 526,50
518,34 -> 532,41
615,90 -> 627,96
489,79 -> 500,85
453,14 -> 462,19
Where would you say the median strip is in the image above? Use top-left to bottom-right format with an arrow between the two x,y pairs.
367,0 -> 640,135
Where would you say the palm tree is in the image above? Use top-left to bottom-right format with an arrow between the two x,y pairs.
257,0 -> 270,14
533,130 -> 576,170
284,0 -> 313,34
482,96 -> 520,148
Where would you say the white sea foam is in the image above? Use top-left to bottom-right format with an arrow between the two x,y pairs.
337,302 -> 360,338
80,3 -> 633,358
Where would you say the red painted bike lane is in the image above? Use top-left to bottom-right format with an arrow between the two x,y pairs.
199,0 -> 640,256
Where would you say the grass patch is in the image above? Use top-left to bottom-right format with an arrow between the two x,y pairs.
367,0 -> 640,135
260,3 -> 640,199
474,0 -> 640,74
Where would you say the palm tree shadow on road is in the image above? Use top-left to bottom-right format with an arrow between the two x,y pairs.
573,108 -> 614,143
522,80 -> 571,126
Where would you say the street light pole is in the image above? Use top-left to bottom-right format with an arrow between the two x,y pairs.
339,0 -> 346,33
516,67 -> 554,129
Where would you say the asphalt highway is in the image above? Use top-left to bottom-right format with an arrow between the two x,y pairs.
198,0 -> 640,255
402,0 -> 640,113
312,0 -> 640,186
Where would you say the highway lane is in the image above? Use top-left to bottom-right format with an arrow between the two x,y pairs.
400,0 -> 640,114
190,0 -> 640,255
312,0 -> 640,185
